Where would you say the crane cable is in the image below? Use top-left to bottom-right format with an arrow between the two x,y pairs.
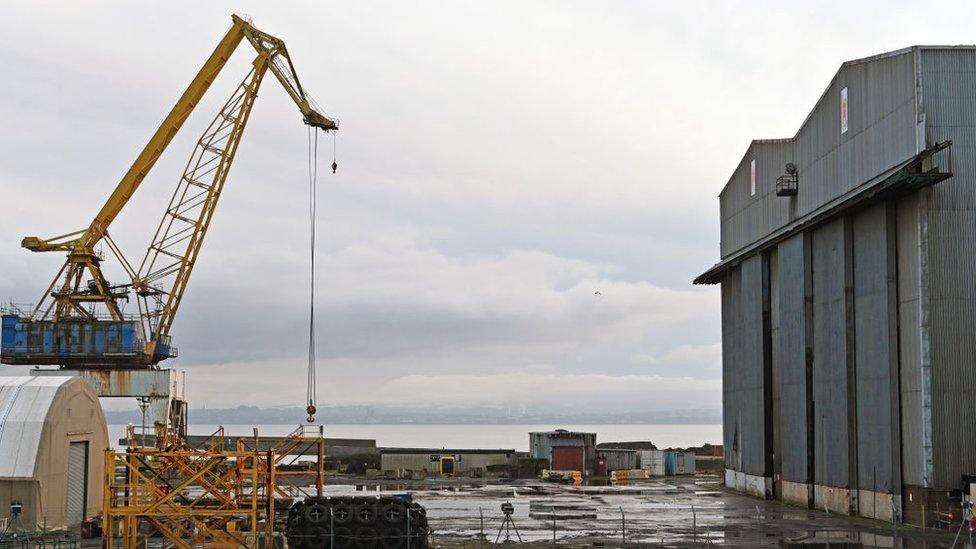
306,127 -> 319,423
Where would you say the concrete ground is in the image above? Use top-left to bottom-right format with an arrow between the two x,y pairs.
325,475 -> 971,547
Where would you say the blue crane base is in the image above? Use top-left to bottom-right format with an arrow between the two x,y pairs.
0,314 -> 175,367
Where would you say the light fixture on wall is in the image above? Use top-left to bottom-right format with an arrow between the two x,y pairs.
776,163 -> 799,197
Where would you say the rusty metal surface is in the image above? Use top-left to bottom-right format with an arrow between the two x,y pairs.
30,367 -> 183,398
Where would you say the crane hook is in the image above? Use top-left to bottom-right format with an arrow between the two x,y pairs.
331,131 -> 338,173
306,403 -> 317,423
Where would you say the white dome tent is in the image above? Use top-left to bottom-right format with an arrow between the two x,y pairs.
0,376 -> 108,530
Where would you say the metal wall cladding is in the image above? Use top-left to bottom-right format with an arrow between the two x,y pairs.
380,452 -> 514,474
896,193 -> 928,487
720,140 -> 794,257
769,248 -> 782,483
718,50 -> 918,260
529,432 -> 549,460
811,218 -> 851,488
720,256 -> 767,476
640,450 -> 666,475
742,256 -> 768,477
920,48 -> 976,490
381,453 -> 440,473
596,449 -> 637,472
721,267 -> 741,471
794,50 -> 918,218
776,234 -> 811,483
675,451 -> 696,475
852,203 -> 900,493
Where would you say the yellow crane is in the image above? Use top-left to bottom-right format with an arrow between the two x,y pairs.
1,14 -> 335,429
8,14 -> 334,362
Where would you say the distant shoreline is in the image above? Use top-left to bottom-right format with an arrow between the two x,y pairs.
108,421 -> 723,426
107,422 -> 723,450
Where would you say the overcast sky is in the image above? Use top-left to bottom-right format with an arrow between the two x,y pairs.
1,1 -> 974,413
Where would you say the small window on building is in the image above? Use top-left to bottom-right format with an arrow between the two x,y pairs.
840,86 -> 849,134
750,159 -> 757,196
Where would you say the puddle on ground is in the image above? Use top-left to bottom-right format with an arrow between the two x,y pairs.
311,476 -> 965,546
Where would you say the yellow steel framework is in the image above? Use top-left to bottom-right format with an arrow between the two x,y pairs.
22,14 -> 336,364
235,424 -> 326,500
104,442 -> 266,547
107,425 -> 327,548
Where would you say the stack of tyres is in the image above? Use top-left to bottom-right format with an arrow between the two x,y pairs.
286,496 -> 429,549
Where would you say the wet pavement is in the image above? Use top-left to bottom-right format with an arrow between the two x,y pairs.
324,475 -> 971,547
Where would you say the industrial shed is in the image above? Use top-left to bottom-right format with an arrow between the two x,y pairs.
0,376 -> 108,529
529,430 -> 597,474
696,46 -> 976,525
380,448 -> 516,476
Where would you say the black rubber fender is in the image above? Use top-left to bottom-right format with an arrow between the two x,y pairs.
305,525 -> 331,549
303,502 -> 330,526
331,501 -> 354,525
353,526 -> 378,549
354,502 -> 378,525
379,526 -> 404,549
332,526 -> 354,549
379,503 -> 403,525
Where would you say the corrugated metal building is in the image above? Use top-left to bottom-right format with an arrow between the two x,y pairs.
674,451 -> 696,476
695,46 -> 976,525
638,450 -> 696,476
379,448 -> 516,475
0,376 -> 109,529
597,448 -> 638,472
529,430 -> 597,474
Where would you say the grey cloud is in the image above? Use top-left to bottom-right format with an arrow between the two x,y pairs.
2,0 -> 972,411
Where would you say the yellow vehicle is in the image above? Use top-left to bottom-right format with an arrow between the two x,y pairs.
439,455 -> 457,477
